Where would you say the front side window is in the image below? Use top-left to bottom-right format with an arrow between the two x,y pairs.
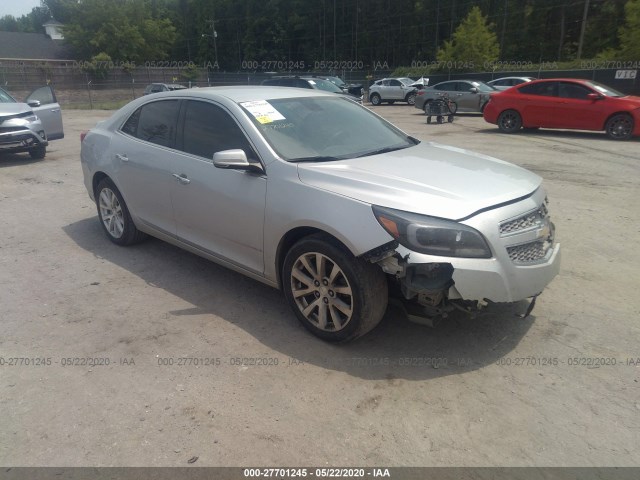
181,100 -> 255,160
121,100 -> 179,148
26,86 -> 56,105
558,82 -> 592,100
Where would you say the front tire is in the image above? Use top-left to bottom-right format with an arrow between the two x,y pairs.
605,114 -> 634,140
406,92 -> 416,105
369,93 -> 382,106
95,177 -> 147,246
29,145 -> 46,159
283,234 -> 388,342
497,110 -> 522,133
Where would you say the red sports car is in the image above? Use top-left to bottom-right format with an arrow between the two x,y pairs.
483,78 -> 640,140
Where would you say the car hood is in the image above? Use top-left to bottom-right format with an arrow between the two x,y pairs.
0,103 -> 31,118
296,142 -> 542,220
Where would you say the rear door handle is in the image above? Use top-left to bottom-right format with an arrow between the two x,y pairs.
115,153 -> 128,162
172,173 -> 191,185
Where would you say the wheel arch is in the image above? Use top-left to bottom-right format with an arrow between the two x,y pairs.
275,227 -> 353,290
602,110 -> 634,131
92,171 -> 110,197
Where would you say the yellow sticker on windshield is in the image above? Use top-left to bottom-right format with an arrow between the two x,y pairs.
240,100 -> 286,124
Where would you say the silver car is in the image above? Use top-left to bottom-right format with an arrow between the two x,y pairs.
0,86 -> 64,159
368,78 -> 417,105
81,87 -> 560,342
487,76 -> 536,91
414,80 -> 497,114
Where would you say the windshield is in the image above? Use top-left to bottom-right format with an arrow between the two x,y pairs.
308,78 -> 343,93
586,81 -> 625,97
240,96 -> 416,162
398,77 -> 415,86
325,76 -> 346,88
0,88 -> 17,103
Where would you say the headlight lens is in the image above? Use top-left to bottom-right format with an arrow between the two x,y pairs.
372,205 -> 492,258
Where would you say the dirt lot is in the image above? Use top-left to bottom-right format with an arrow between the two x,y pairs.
1,104 -> 639,468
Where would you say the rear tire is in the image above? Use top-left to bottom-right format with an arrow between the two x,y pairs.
95,177 -> 147,246
370,93 -> 381,106
497,110 -> 522,133
283,233 -> 388,342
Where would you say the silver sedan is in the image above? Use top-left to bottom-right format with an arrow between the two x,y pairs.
81,87 -> 559,342
414,80 -> 497,114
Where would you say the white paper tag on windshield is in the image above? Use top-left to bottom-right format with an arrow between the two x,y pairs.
240,100 -> 286,124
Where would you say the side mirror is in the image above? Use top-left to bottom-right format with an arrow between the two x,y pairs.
213,149 -> 263,174
587,93 -> 603,100
469,87 -> 479,94
27,100 -> 41,108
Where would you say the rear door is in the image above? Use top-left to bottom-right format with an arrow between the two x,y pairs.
516,81 -> 561,127
111,99 -> 180,237
25,86 -> 64,140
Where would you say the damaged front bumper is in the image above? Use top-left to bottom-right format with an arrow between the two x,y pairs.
370,187 -> 561,322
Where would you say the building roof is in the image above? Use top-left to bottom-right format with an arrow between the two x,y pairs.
0,31 -> 72,61
42,19 -> 64,26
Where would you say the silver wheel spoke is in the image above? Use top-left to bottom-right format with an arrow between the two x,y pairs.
317,303 -> 328,329
293,286 -> 315,298
316,253 -> 326,280
302,299 -> 320,317
329,305 -> 342,329
332,297 -> 352,316
292,268 -> 314,287
332,285 -> 351,295
300,255 -> 317,279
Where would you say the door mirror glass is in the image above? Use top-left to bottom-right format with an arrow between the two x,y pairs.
587,93 -> 603,100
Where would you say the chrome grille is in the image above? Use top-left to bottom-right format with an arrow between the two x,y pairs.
500,203 -> 548,235
507,241 -> 547,264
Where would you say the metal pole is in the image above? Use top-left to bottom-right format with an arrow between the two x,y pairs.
576,0 -> 590,60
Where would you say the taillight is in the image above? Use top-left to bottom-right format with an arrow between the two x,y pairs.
80,131 -> 88,142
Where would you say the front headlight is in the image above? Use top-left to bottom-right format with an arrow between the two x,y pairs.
372,205 -> 492,258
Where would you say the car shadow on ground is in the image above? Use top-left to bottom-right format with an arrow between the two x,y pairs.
64,217 -> 536,381
0,152 -> 43,167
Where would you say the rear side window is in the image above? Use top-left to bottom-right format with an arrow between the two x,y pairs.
120,100 -> 179,148
180,100 -> 256,160
519,82 -> 558,97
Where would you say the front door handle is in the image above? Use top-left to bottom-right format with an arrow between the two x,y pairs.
172,173 -> 191,185
115,153 -> 128,162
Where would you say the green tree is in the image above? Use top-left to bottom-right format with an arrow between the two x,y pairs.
62,0 -> 176,61
618,0 -> 640,59
435,6 -> 499,70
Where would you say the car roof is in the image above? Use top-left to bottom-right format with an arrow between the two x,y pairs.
138,86 -> 336,103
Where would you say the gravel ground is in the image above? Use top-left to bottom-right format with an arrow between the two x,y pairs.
0,104 -> 639,468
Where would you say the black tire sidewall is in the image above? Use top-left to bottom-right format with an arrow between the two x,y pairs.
370,94 -> 381,105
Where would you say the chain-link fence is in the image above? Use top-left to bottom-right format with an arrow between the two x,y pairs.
1,62 -> 637,109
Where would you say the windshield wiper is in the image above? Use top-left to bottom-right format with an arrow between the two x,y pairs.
290,155 -> 344,163
354,144 -> 412,158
